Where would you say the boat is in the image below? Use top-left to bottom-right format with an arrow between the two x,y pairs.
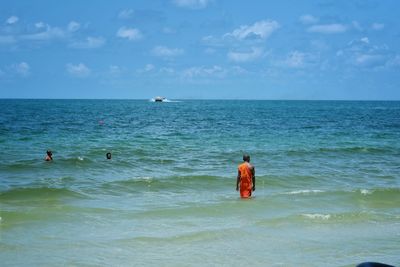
154,96 -> 166,102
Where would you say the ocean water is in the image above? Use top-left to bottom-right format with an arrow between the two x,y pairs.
0,99 -> 399,267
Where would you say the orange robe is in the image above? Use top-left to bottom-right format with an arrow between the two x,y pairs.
238,163 -> 253,198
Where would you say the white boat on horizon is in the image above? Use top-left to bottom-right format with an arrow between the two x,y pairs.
154,96 -> 166,102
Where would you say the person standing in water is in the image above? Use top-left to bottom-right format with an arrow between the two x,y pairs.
236,154 -> 255,198
45,150 -> 53,161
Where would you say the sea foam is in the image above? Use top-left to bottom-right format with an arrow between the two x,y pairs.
284,189 -> 324,195
302,213 -> 331,220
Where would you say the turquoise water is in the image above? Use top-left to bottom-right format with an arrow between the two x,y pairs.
0,100 -> 399,266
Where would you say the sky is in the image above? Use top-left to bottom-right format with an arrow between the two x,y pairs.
0,0 -> 399,100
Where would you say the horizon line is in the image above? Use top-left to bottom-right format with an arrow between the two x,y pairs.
0,98 -> 399,101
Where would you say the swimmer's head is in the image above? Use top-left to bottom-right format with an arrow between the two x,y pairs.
243,154 -> 250,162
106,152 -> 112,159
47,150 -> 52,156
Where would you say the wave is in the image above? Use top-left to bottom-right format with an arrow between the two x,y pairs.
286,146 -> 397,156
353,188 -> 400,206
281,189 -> 325,195
279,187 -> 400,199
301,213 -> 331,220
258,174 -> 326,188
1,156 -> 95,171
57,156 -> 94,166
0,159 -> 43,172
116,228 -> 237,245
317,146 -> 395,154
255,210 -> 400,227
99,175 -> 230,194
0,186 -> 87,201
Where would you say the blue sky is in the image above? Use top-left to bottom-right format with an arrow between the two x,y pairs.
1,0 -> 399,99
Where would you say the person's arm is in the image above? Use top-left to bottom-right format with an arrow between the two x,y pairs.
236,170 -> 240,191
252,166 -> 255,191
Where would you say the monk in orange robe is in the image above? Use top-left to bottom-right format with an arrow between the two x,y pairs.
236,154 -> 255,198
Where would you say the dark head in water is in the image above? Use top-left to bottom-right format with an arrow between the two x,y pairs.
45,150 -> 53,161
243,154 -> 250,162
106,152 -> 112,159
357,262 -> 395,267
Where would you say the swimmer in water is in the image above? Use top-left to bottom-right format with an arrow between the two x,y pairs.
45,150 -> 53,161
106,152 -> 112,159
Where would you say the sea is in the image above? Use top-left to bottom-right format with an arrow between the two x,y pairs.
0,99 -> 399,267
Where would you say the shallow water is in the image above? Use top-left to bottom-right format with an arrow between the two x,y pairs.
1,100 -> 399,266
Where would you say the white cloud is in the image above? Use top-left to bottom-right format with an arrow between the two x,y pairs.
152,46 -> 184,58
227,47 -> 264,62
388,55 -> 400,67
180,65 -> 246,79
182,65 -> 226,78
118,9 -> 134,19
299,15 -> 318,24
307,24 -> 347,34
137,64 -> 156,73
201,35 -> 223,47
0,21 -> 92,47
225,20 -> 280,41
371,23 -> 384,31
144,64 -> 155,72
354,54 -> 387,68
360,37 -> 369,44
20,26 -> 65,41
172,0 -> 212,9
274,51 -> 317,69
66,63 -> 91,77
337,38 -> 395,69
70,36 -> 106,49
12,62 -> 30,76
202,20 -> 279,47
0,62 -> 31,77
35,22 -> 46,29
68,21 -> 80,32
116,27 -> 142,41
6,16 -> 19,24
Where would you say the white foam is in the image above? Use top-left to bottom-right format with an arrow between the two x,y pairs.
284,189 -> 324,195
78,157 -> 84,161
302,213 -> 331,220
360,189 -> 372,195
